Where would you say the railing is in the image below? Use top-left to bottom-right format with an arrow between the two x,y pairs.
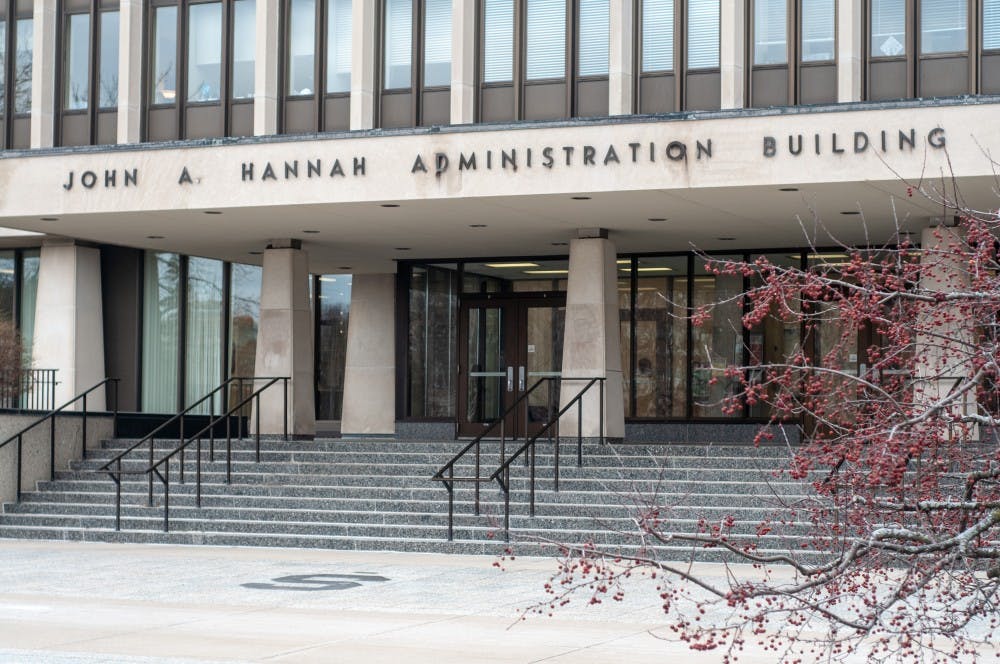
432,376 -> 606,541
105,376 -> 289,532
0,368 -> 58,412
0,378 -> 120,500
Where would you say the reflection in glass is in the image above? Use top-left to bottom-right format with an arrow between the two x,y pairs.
15,18 -> 32,113
424,0 -> 451,87
384,0 -> 412,89
0,251 -> 13,323
20,250 -> 39,362
0,21 -> 6,118
229,263 -> 261,408
483,0 -> 513,82
64,13 -> 90,110
800,0 -> 834,62
187,3 -> 222,102
326,0 -> 351,93
641,0 -> 673,72
691,257 -> 741,418
687,0 -> 719,69
526,0 -> 566,80
578,0 -> 608,76
185,257 -> 223,414
465,306 -> 504,423
753,0 -> 786,65
288,0 -> 316,95
525,305 -> 565,423
317,275 -> 351,420
99,11 -> 119,108
152,7 -> 177,104
618,275 -> 632,417
747,254 -> 802,418
232,0 -> 256,99
142,252 -> 180,412
409,266 -> 457,418
870,0 -> 905,57
920,0 -> 967,54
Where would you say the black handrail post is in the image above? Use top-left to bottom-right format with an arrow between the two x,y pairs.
113,379 -> 120,438
599,378 -> 605,447
529,440 -> 536,517
237,378 -> 244,440
255,394 -> 261,463
447,466 -> 454,541
553,416 -> 560,493
283,377 -> 289,442
226,410 -> 232,484
15,434 -> 22,500
209,393 -> 215,462
179,415 -> 185,484
577,393 -> 583,468
82,393 -> 88,460
503,473 -> 510,541
163,466 -> 170,533
196,435 -> 202,508
114,459 -> 122,532
49,377 -> 55,416
49,414 -> 55,482
148,437 -> 154,506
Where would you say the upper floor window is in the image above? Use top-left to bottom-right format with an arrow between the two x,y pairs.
64,13 -> 90,109
753,0 -> 786,65
424,0 -> 452,86
920,0 -> 966,54
384,0 -> 413,88
232,0 -> 255,98
327,0 -> 351,92
641,0 -> 673,73
526,0 -> 565,79
14,16 -> 30,113
578,0 -> 608,77
99,11 -> 119,107
483,0 -> 513,82
986,0 -> 1000,51
287,0 -> 315,95
801,0 -> 835,62
871,0 -> 905,58
187,2 -> 222,102
151,5 -> 177,104
687,0 -> 719,70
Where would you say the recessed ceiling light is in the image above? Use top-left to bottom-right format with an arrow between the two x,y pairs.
147,235 -> 165,239
204,210 -> 222,215
571,196 -> 591,200
381,203 -> 400,208
647,217 -> 668,222
248,251 -> 263,255
550,241 -> 568,246
840,211 -> 861,215
485,262 -> 540,269
779,187 -> 799,192
338,266 -> 352,270
469,224 -> 487,228
717,237 -> 735,241
524,269 -> 569,275
40,217 -> 58,221
303,230 -> 320,234
395,247 -> 411,251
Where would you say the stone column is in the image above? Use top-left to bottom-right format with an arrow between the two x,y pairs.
341,274 -> 396,436
254,0 -> 281,135
608,0 -> 634,116
31,241 -> 106,410
720,0 -> 746,110
558,234 -> 625,439
253,242 -> 315,436
117,0 -> 144,143
350,0 -> 377,130
837,0 -> 863,103
29,0 -> 57,148
450,0 -> 476,124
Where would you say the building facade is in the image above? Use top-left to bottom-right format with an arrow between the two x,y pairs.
0,0 -> 998,440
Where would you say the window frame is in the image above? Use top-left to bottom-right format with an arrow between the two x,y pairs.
0,0 -> 35,149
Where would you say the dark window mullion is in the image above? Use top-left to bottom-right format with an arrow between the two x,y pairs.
315,0 -> 325,128
412,0 -> 421,125
221,261 -> 232,411
566,0 -> 575,116
177,254 -> 189,412
514,0 -> 524,118
89,3 -> 100,142
176,0 -> 186,137
685,252 -> 693,419
221,0 -> 232,135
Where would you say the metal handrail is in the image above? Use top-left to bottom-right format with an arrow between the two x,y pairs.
489,377 -> 605,539
0,368 -> 59,412
431,377 -> 556,540
106,376 -> 289,532
99,376 -> 266,506
0,378 -> 120,501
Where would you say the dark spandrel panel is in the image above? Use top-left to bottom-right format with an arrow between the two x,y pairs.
420,89 -> 450,126
60,113 -> 91,147
185,104 -> 225,140
982,54 -> 1000,95
868,59 -> 907,100
575,78 -> 608,119
230,102 -> 254,138
750,66 -> 788,109
638,73 -> 675,114
798,64 -> 837,105
479,85 -> 515,123
284,98 -> 318,134
919,56 -> 970,97
380,91 -> 413,128
523,81 -> 567,121
684,70 -> 720,111
323,96 -> 350,131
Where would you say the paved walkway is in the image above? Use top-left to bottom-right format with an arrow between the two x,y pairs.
0,539 -> 990,663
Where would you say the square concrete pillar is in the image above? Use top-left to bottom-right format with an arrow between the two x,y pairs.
117,0 -> 144,143
30,0 -> 57,148
559,238 -> 625,439
720,0 -> 746,109
254,0 -> 281,135
450,0 -> 476,124
31,241 -> 106,409
837,0 -> 863,103
350,0 -> 377,130
608,0 -> 635,115
253,246 -> 315,436
341,274 -> 396,436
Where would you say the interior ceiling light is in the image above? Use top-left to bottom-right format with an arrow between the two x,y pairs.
571,196 -> 591,200
338,266 -> 352,270
647,217 -> 668,222
204,210 -> 222,215
524,269 -> 569,275
319,276 -> 339,282
40,217 -> 58,221
469,224 -> 487,228
636,266 -> 673,272
616,259 -> 632,265
485,262 -> 539,269
807,253 -> 851,261
381,203 -> 400,208
248,251 -> 263,255
717,237 -> 736,241
146,235 -> 165,239
779,187 -> 799,192
550,241 -> 568,246
395,247 -> 411,251
303,230 -> 320,234
840,211 -> 861,215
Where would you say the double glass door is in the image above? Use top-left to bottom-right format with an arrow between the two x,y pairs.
458,295 -> 565,438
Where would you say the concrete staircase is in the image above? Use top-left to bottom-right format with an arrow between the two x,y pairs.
0,437 -> 822,560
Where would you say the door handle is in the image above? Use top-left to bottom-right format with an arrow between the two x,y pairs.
507,366 -> 514,392
518,366 -> 526,391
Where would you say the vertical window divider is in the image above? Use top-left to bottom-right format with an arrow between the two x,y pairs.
412,0 -> 423,125
628,255 -> 637,419
13,248 -> 22,333
312,274 -> 321,418
906,0 -> 915,97
176,2 -> 187,138
221,261 -> 232,401
88,3 -> 99,143
221,0 -> 233,137
565,0 -> 575,117
740,254 -> 751,418
675,0 -> 684,110
515,0 -> 525,118
177,255 -> 189,412
685,252 -> 693,419
788,0 -> 797,105
314,0 -> 325,129
971,0 -> 980,93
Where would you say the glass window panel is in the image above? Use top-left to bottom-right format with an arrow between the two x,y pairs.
747,253 -> 801,419
526,0 -> 566,80
317,275 -> 351,420
326,0 -> 351,93
185,257 -> 223,414
15,18 -> 32,113
0,251 -> 13,323
630,257 -> 689,418
232,0 -> 255,99
687,0 -> 719,69
870,0 -> 905,57
151,6 -> 177,104
228,263 -> 261,406
142,252 -> 180,413
578,0 -> 608,76
408,265 -> 457,418
19,249 -> 39,363
753,0 -> 786,65
288,0 -> 316,95
920,0 -> 967,54
641,0 -> 673,72
187,3 -> 222,102
691,256 -> 742,418
64,13 -> 90,110
987,0 -> 1000,50
0,21 -> 6,119
383,0 -> 412,89
424,0 -> 451,86
99,11 -> 119,108
801,0 -> 834,62
483,0 -> 513,82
